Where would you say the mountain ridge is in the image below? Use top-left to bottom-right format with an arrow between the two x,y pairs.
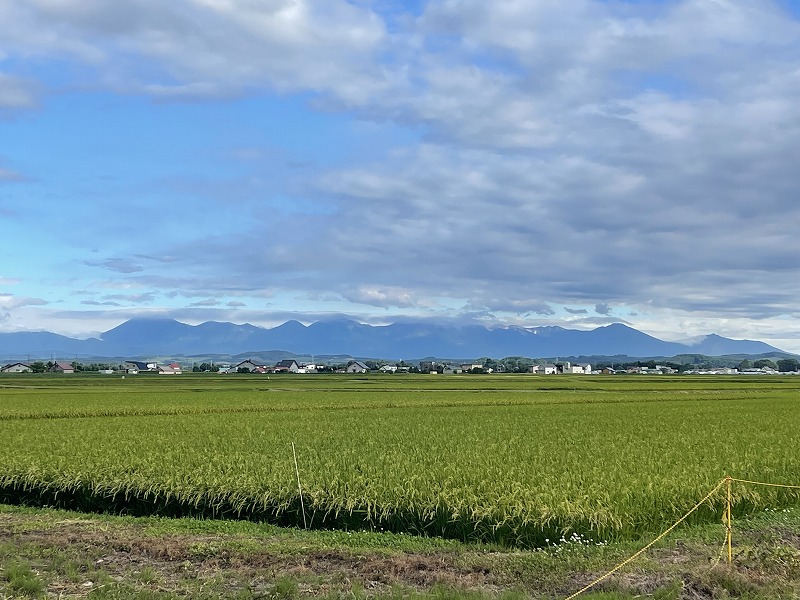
0,318 -> 789,361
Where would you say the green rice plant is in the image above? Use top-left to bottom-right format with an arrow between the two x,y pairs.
1,374 -> 799,547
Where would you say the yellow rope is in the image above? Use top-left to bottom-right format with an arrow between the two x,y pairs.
563,478 -> 726,600
563,475 -> 800,597
729,478 -> 800,490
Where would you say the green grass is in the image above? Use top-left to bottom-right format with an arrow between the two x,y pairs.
2,560 -> 45,598
1,373 -> 800,547
2,501 -> 800,599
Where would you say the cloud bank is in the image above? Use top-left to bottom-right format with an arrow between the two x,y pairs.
0,0 -> 799,350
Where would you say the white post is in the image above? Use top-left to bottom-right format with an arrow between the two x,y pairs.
291,442 -> 308,529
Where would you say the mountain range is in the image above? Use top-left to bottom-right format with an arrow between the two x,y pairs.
0,318 -> 789,361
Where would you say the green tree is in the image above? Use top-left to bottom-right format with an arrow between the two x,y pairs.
30,361 -> 46,373
777,358 -> 800,373
753,359 -> 777,370
737,359 -> 751,371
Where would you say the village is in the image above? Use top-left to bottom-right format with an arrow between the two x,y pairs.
2,358 -> 797,375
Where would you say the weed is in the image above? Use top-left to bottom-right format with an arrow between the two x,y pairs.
272,576 -> 299,600
3,561 -> 45,598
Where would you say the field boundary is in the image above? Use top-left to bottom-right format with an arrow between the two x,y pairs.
564,475 -> 800,599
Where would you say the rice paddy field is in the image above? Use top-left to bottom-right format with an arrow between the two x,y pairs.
1,372 -> 799,548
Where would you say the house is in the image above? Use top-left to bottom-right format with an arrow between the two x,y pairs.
232,359 -> 268,373
158,364 -> 181,375
49,361 -> 75,374
739,368 -> 768,375
379,365 -> 397,373
275,359 -> 300,373
124,360 -> 156,374
1,362 -> 32,373
346,361 -> 369,373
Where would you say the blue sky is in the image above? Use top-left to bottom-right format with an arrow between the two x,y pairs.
1,0 -> 800,352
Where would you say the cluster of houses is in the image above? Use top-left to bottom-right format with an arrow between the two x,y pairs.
0,360 -> 184,375
123,361 -> 183,374
530,362 -> 592,374
1,359 -> 795,376
225,359 -> 370,374
0,361 -> 80,374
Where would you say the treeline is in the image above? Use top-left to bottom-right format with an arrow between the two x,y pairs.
26,361 -> 124,373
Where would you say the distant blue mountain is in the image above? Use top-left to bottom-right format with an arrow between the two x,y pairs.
0,318 -> 788,360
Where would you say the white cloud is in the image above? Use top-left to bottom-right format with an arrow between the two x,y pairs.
341,286 -> 430,309
0,0 -> 391,102
84,258 -> 144,273
0,293 -> 48,309
102,293 -> 156,304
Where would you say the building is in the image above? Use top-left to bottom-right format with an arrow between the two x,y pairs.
124,360 -> 157,374
49,361 -> 75,374
274,359 -> 301,373
158,364 -> 182,375
232,359 -> 268,373
346,361 -> 370,373
1,362 -> 32,373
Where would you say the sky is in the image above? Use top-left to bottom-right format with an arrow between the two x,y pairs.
1,0 -> 800,352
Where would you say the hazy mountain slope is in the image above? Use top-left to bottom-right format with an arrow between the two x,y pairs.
0,318 -> 788,360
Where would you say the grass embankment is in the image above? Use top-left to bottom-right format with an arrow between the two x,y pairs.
2,502 -> 800,599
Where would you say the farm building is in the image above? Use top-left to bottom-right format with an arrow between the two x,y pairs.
1,362 -> 32,373
49,361 -> 75,374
